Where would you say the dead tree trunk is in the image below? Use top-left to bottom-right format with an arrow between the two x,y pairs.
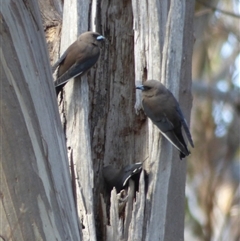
0,1 -> 80,240
51,0 -> 194,240
56,0 -> 141,239
1,0 -> 195,240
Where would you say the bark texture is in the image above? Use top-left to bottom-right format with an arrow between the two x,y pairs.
57,0 -> 144,239
1,0 -> 195,240
0,1 -> 80,240
55,0 -> 194,240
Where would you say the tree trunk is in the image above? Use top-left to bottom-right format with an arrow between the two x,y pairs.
0,1 -> 80,240
55,0 -> 194,240
1,0 -> 195,240
132,1 -> 195,240
57,0 -> 141,239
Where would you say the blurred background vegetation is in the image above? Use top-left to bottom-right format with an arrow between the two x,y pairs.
185,0 -> 240,240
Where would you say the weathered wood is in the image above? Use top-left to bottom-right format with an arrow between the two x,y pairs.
0,1 -> 80,240
133,0 -> 194,240
144,1 -> 188,241
57,1 -> 98,240
126,175 -> 145,241
38,0 -> 62,65
42,0 -> 194,240
56,0 -> 142,240
123,181 -> 135,239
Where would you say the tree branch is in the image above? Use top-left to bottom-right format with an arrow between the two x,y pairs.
197,0 -> 240,19
192,81 -> 240,110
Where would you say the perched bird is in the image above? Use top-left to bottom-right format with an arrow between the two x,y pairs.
136,80 -> 194,159
52,31 -> 105,95
103,163 -> 142,193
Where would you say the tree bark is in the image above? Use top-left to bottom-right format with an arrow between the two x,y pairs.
1,0 -> 195,240
57,0 -> 142,239
0,1 -> 80,240
55,0 -> 194,240
133,1 -> 194,241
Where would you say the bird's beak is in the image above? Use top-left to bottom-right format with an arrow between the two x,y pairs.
97,35 -> 105,41
136,85 -> 144,90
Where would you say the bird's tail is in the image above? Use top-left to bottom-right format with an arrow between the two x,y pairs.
181,119 -> 194,147
161,130 -> 190,158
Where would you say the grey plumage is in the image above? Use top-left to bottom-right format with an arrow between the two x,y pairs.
52,31 -> 105,95
136,80 -> 194,159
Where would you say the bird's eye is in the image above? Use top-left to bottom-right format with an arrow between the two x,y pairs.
143,86 -> 151,91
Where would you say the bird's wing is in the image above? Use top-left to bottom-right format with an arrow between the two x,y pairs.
122,163 -> 142,187
175,106 -> 194,147
54,55 -> 99,87
52,50 -> 68,73
143,99 -> 189,156
142,98 -> 175,132
54,44 -> 100,88
54,62 -> 84,87
154,115 -> 190,156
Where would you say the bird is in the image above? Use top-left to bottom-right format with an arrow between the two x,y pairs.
103,163 -> 142,193
136,80 -> 194,159
52,31 -> 105,96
